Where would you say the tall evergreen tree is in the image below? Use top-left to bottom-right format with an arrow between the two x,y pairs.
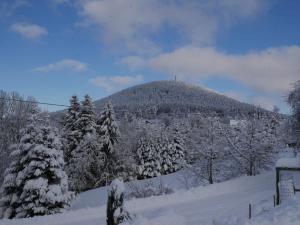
0,113 -> 72,219
97,102 -> 119,155
67,95 -> 98,191
170,127 -> 186,171
68,132 -> 106,192
62,95 -> 81,164
97,102 -> 120,185
76,95 -> 97,138
160,136 -> 173,175
136,137 -> 161,179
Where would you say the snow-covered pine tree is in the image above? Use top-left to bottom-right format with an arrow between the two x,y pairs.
76,95 -> 97,138
97,102 -> 119,156
160,136 -> 174,175
67,95 -> 98,191
106,179 -> 130,225
170,127 -> 186,172
0,92 -> 38,185
97,102 -> 120,185
136,137 -> 161,179
0,113 -> 72,219
68,132 -> 106,192
62,95 -> 81,164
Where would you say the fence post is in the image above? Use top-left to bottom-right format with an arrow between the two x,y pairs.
249,204 -> 251,219
276,168 -> 280,205
273,195 -> 276,207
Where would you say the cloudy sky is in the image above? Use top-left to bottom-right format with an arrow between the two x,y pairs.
0,0 -> 299,112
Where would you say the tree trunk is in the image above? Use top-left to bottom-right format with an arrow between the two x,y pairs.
208,159 -> 213,184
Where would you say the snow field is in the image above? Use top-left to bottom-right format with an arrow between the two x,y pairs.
0,171 -> 284,225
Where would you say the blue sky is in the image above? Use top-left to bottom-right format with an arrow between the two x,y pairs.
0,0 -> 300,112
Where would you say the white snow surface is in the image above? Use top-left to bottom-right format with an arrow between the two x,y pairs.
276,157 -> 300,168
110,178 -> 125,197
1,171 -> 300,225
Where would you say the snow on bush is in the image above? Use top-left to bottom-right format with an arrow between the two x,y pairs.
107,179 -> 130,225
126,180 -> 174,199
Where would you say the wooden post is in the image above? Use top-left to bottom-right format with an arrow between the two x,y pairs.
276,168 -> 280,205
248,204 -> 251,219
273,195 -> 276,207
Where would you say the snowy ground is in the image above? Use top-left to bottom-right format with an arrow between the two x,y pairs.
0,171 -> 299,225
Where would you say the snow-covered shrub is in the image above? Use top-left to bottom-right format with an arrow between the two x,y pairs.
106,179 -> 130,225
126,179 -> 174,199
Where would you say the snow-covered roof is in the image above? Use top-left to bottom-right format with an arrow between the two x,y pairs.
229,119 -> 247,126
276,157 -> 300,168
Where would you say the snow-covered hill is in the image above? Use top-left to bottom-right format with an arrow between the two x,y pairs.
94,80 -> 260,118
2,171 -> 295,225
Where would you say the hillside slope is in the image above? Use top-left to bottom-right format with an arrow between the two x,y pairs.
0,171 -> 279,225
94,80 -> 259,118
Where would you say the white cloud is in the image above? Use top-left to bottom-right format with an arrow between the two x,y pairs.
89,75 -> 143,92
33,59 -> 87,73
0,1 -> 29,20
77,0 -> 270,55
122,45 -> 300,93
11,22 -> 48,39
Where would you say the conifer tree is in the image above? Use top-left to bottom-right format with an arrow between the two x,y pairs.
62,95 -> 81,164
136,137 -> 161,179
0,113 -> 72,219
170,127 -> 186,171
76,95 -> 97,138
97,102 -> 120,185
67,95 -> 98,191
160,137 -> 173,175
97,102 -> 119,156
68,132 -> 106,192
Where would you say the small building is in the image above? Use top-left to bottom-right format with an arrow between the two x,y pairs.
229,119 -> 247,127
275,155 -> 300,205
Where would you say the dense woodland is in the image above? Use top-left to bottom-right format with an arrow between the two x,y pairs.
0,80 -> 299,219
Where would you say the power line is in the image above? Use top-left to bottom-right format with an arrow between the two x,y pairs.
0,97 -> 69,108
